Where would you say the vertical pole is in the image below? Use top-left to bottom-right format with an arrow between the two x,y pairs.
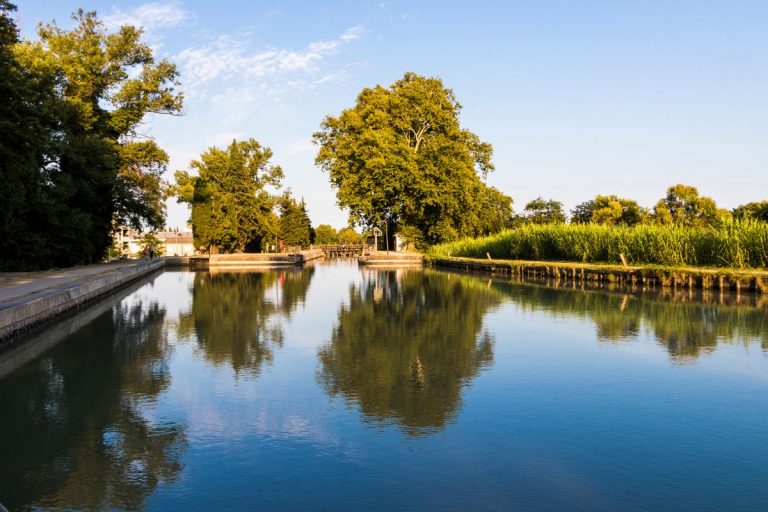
385,222 -> 389,253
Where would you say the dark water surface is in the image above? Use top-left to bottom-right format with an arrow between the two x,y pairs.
1,260 -> 768,511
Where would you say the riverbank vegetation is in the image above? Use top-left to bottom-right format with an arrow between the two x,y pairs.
3,3 -> 766,269
0,3 -> 182,270
429,220 -> 768,269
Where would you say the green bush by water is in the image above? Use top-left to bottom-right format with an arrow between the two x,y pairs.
429,220 -> 768,269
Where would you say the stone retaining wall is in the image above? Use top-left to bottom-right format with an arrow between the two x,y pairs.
0,259 -> 164,341
428,257 -> 768,294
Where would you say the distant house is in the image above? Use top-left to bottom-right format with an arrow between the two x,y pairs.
155,231 -> 196,256
113,229 -> 197,257
115,228 -> 143,257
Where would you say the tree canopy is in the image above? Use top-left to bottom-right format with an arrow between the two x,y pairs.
0,5 -> 182,269
175,139 -> 284,253
314,224 -> 339,245
652,184 -> 724,227
523,197 -> 566,224
314,72 -> 512,248
278,197 -> 313,248
571,195 -> 646,226
338,227 -> 365,244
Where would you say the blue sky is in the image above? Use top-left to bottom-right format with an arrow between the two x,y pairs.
15,1 -> 768,230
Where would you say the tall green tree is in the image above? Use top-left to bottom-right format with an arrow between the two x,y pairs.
523,197 -> 566,224
338,227 -> 364,244
314,72 -> 510,248
175,139 -> 283,253
652,184 -> 721,227
0,0 -> 55,269
571,195 -> 647,226
278,196 -> 313,247
314,224 -> 339,245
6,8 -> 182,268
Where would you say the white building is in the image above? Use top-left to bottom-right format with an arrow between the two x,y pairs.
113,229 -> 197,257
156,231 -> 196,256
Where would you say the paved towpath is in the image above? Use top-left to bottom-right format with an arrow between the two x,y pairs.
0,259 -> 164,339
0,259 -> 157,305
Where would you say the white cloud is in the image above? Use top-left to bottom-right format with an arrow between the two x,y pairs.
103,1 -> 192,31
176,26 -> 364,92
340,26 -> 364,42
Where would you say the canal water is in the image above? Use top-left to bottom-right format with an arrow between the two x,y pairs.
1,260 -> 768,511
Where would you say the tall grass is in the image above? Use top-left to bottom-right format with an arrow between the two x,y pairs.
429,220 -> 768,269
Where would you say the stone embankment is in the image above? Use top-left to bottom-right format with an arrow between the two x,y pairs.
428,256 -> 768,294
0,250 -> 325,342
358,251 -> 424,266
0,259 -> 164,341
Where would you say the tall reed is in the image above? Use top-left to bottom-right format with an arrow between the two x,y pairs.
428,220 -> 768,269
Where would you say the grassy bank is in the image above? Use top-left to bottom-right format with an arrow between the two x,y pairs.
429,221 -> 768,269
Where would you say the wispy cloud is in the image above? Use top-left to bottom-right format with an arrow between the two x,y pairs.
176,26 -> 364,93
340,26 -> 364,42
103,1 -> 193,31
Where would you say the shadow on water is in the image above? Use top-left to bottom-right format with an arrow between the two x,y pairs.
0,278 -> 186,512
317,269 -> 501,437
483,277 -> 768,364
176,266 -> 315,375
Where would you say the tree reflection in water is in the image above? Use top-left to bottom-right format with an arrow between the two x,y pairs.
489,279 -> 768,364
0,296 -> 186,512
318,270 -> 501,436
177,267 -> 315,375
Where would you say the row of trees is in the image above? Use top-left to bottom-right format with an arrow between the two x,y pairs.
311,73 -> 768,249
4,0 -> 764,265
519,185 -> 767,228
0,3 -> 182,270
174,139 -> 318,252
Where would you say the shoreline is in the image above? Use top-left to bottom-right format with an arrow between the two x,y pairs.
427,256 -> 768,295
0,249 -> 325,343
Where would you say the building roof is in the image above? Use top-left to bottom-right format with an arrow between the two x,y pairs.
155,231 -> 194,244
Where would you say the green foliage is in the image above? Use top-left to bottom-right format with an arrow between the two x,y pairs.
522,197 -> 566,224
571,195 -> 647,226
314,72 -> 511,248
430,220 -> 768,269
338,227 -> 364,244
0,7 -> 182,270
733,201 -> 768,223
652,184 -> 720,227
0,0 -> 53,269
175,139 -> 283,253
279,197 -> 313,247
314,224 -> 339,245
114,141 -> 171,231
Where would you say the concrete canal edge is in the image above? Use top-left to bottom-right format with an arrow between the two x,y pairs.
0,259 -> 165,342
427,256 -> 768,294
165,249 -> 325,269
0,250 -> 327,343
358,251 -> 425,266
